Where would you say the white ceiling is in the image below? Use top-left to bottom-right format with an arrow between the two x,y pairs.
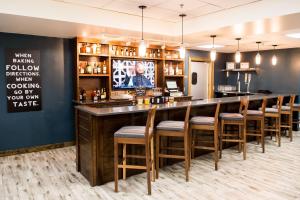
55,0 -> 260,23
1,0 -> 300,52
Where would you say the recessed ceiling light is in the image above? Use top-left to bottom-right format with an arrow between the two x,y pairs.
286,33 -> 300,38
197,44 -> 224,49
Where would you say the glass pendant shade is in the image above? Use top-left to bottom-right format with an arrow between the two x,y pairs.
255,52 -> 261,65
272,55 -> 277,66
139,39 -> 146,57
179,44 -> 185,59
210,49 -> 217,61
235,51 -> 241,63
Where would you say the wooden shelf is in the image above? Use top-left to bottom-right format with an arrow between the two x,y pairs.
111,55 -> 163,60
221,68 -> 257,72
164,75 -> 184,78
79,74 -> 110,77
79,53 -> 109,57
165,58 -> 184,62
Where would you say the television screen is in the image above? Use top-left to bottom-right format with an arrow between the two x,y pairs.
111,59 -> 155,89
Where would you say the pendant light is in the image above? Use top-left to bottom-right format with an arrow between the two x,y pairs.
255,41 -> 261,65
271,45 -> 278,66
138,5 -> 147,57
210,35 -> 217,62
179,13 -> 186,59
235,38 -> 242,63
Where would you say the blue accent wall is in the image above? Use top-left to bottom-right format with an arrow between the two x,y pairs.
224,48 -> 300,95
0,32 -> 74,151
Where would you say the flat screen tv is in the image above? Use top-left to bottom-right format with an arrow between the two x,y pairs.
111,59 -> 155,89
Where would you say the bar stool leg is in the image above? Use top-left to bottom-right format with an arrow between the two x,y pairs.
219,120 -> 224,159
184,134 -> 189,182
214,128 -> 219,170
238,125 -> 242,153
191,133 -> 195,159
278,117 -> 281,147
151,137 -> 155,182
188,128 -> 192,169
145,142 -> 151,195
243,124 -> 247,160
289,114 -> 293,142
122,144 -> 126,180
261,119 -> 265,153
155,134 -> 160,179
114,141 -> 119,192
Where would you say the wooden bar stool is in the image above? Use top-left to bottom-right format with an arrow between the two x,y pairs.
273,95 -> 295,141
263,96 -> 283,147
189,102 -> 221,170
219,98 -> 249,160
114,107 -> 156,195
155,104 -> 191,181
246,97 -> 267,153
286,101 -> 300,132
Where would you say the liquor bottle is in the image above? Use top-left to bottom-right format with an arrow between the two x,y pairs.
93,90 -> 98,102
121,48 -> 124,56
97,89 -> 101,100
103,61 -> 107,74
92,44 -> 97,54
79,66 -> 85,74
133,49 -> 136,56
175,64 -> 179,75
125,48 -> 129,56
153,50 -> 156,58
157,49 -> 161,58
79,88 -> 83,101
129,49 -> 133,57
93,63 -> 98,74
101,88 -> 106,100
86,63 -> 93,74
82,89 -> 87,101
86,44 -> 91,54
80,43 -> 86,53
97,63 -> 101,74
149,50 -> 153,58
96,44 -> 101,54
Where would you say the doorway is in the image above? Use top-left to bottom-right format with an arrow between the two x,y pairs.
188,57 -> 214,100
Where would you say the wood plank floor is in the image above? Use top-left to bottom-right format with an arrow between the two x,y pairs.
1,133 -> 300,200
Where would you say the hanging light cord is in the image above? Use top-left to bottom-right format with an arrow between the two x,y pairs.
212,36 -> 215,49
181,15 -> 183,44
238,39 -> 240,51
142,7 -> 144,40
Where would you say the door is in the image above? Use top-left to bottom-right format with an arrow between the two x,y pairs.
190,61 -> 209,100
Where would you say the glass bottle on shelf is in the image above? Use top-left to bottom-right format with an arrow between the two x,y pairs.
125,48 -> 129,56
97,63 -> 101,74
93,63 -> 98,74
96,44 -> 101,54
86,63 -> 93,74
79,88 -> 83,101
165,64 -> 169,75
157,49 -> 161,58
153,50 -> 156,58
97,89 -> 101,100
149,50 -> 153,58
92,44 -> 97,54
121,48 -> 124,56
82,89 -> 87,101
133,49 -> 136,56
86,43 -> 91,54
103,61 -> 107,74
100,88 -> 106,100
80,43 -> 86,53
129,49 -> 133,57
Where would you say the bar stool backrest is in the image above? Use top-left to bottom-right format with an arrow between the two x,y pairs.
276,96 -> 284,114
145,106 -> 157,143
183,103 -> 192,134
214,102 -> 221,128
289,94 -> 296,111
239,98 -> 249,122
261,97 -> 267,115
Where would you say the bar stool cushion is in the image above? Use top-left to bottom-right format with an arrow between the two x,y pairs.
272,105 -> 291,111
190,116 -> 215,125
286,103 -> 300,108
114,126 -> 150,138
156,121 -> 184,131
259,107 -> 279,113
247,110 -> 263,116
220,113 -> 244,121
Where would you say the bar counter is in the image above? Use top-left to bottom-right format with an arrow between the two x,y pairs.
75,93 -> 288,186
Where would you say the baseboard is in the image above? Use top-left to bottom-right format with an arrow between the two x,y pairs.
0,141 -> 75,157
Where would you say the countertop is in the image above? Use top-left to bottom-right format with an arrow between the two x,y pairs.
75,94 -> 288,117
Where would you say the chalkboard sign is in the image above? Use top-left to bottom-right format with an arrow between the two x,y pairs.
5,49 -> 42,112
135,87 -> 146,97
